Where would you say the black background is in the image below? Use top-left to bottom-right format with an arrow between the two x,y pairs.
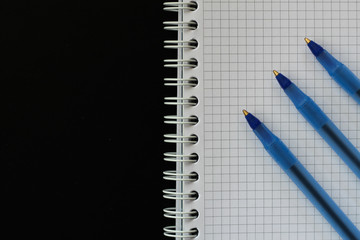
3,0 -> 174,239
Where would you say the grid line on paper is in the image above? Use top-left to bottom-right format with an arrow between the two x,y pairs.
202,0 -> 360,239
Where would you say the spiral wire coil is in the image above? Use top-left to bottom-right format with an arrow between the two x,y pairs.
163,1 -> 199,238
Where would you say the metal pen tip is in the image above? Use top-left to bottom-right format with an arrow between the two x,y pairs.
242,109 -> 249,116
304,37 -> 311,44
273,70 -> 279,76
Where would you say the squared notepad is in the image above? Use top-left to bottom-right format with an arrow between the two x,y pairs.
163,0 -> 360,239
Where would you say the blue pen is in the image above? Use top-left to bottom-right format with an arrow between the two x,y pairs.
305,37 -> 360,104
273,71 -> 360,180
243,110 -> 360,240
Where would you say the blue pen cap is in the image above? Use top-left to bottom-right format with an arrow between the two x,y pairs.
275,73 -> 309,108
317,50 -> 342,75
284,83 -> 309,108
307,40 -> 324,57
298,98 -> 330,129
245,112 -> 261,130
276,73 -> 330,129
253,123 -> 276,146
253,123 -> 298,170
275,73 -> 292,90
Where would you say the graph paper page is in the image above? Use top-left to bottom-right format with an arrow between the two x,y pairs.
197,0 -> 360,239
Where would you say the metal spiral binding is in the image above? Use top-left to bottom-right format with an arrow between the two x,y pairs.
163,226 -> 199,239
164,96 -> 198,106
164,58 -> 198,68
163,189 -> 199,200
163,0 -> 199,238
164,39 -> 198,49
164,77 -> 198,87
163,21 -> 198,31
164,152 -> 198,163
163,1 -> 198,12
164,207 -> 199,219
163,170 -> 199,181
164,115 -> 198,125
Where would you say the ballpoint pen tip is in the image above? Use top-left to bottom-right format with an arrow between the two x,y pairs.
304,37 -> 311,44
242,109 -> 249,116
273,70 -> 279,76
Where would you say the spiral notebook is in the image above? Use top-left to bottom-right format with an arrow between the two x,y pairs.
163,0 -> 360,239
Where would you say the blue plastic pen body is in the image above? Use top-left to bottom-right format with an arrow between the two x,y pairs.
308,40 -> 360,104
246,114 -> 360,240
278,75 -> 360,179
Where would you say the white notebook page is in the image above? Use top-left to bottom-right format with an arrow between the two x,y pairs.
198,0 -> 360,239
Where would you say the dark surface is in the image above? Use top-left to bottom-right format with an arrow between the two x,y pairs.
3,1 -> 172,239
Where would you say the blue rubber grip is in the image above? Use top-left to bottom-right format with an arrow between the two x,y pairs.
317,50 -> 360,104
284,83 -> 360,180
297,98 -> 360,179
250,118 -> 360,239
287,162 -> 360,240
254,123 -> 298,170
